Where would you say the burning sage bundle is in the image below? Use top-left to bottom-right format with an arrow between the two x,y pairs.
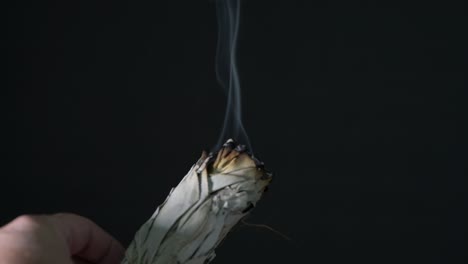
122,139 -> 272,264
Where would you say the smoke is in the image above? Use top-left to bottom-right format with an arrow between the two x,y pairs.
214,0 -> 252,151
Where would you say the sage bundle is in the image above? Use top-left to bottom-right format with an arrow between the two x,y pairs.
122,139 -> 272,264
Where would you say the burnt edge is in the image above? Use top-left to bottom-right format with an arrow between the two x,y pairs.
207,139 -> 273,181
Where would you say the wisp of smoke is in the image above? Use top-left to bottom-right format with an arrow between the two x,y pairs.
214,0 -> 252,152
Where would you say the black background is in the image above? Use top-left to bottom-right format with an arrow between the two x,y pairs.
5,0 -> 466,263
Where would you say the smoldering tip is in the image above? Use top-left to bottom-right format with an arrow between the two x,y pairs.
223,138 -> 237,148
222,138 -> 248,153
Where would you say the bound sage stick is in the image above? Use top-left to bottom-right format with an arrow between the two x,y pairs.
122,139 -> 272,264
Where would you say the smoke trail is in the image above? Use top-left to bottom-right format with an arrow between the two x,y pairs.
214,0 -> 252,151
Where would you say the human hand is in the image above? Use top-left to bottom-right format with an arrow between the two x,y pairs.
0,213 -> 125,264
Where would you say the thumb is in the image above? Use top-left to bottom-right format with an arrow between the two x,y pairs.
50,213 -> 125,264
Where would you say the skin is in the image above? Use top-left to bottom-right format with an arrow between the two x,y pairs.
0,213 -> 125,264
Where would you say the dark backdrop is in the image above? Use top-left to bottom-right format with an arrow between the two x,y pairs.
5,1 -> 466,263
